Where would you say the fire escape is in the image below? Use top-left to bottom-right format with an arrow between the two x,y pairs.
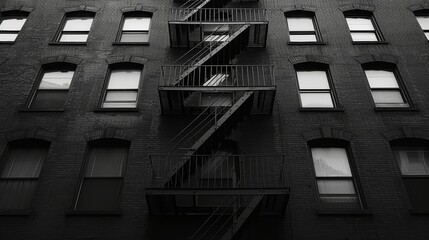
146,0 -> 290,239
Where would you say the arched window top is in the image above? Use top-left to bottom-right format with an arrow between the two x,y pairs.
289,55 -> 332,66
294,61 -> 329,70
339,4 -> 375,13
88,138 -> 131,148
361,61 -> 396,70
390,138 -> 429,148
8,138 -> 51,148
284,10 -> 315,16
0,10 -> 30,17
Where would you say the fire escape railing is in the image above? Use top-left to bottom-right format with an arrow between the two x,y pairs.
160,65 -> 275,87
149,155 -> 286,189
170,8 -> 268,22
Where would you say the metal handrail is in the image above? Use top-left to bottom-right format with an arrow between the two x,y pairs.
160,65 -> 275,87
170,8 -> 268,22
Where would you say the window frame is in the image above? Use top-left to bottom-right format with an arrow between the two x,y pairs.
98,63 -> 144,110
73,139 -> 130,211
362,62 -> 412,109
0,11 -> 29,43
115,11 -> 152,44
414,10 -> 429,41
294,63 -> 339,109
285,11 -> 323,43
54,11 -> 95,44
0,139 -> 50,211
390,139 -> 429,212
344,10 -> 384,43
308,140 -> 366,211
26,63 -> 76,111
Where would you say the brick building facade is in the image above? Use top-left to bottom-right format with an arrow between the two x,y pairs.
0,0 -> 429,239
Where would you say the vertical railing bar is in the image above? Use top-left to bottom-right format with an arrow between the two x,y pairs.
261,66 -> 266,86
246,66 -> 250,86
252,66 -> 256,86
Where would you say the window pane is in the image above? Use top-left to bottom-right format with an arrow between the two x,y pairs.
203,24 -> 229,32
346,17 -> 375,30
59,33 -> 88,42
416,16 -> 429,30
365,70 -> 399,88
317,179 -> 356,194
394,150 -> 429,175
290,34 -> 317,42
123,17 -> 151,31
30,91 -> 68,109
300,93 -> 334,108
371,90 -> 405,104
39,71 -> 74,89
1,147 -> 47,178
0,18 -> 26,31
105,91 -> 138,102
350,32 -> 378,41
425,32 -> 429,40
0,179 -> 38,209
287,17 -> 315,31
0,33 -> 18,41
76,178 -> 122,210
108,70 -> 141,89
120,32 -> 149,42
297,71 -> 330,90
311,148 -> 352,177
102,102 -> 137,108
63,17 -> 93,31
403,178 -> 429,210
85,147 -> 127,177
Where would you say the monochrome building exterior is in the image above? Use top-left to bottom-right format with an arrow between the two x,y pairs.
0,0 -> 429,239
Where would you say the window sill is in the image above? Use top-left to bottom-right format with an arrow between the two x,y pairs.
48,42 -> 87,46
0,209 -> 33,216
352,41 -> 388,45
112,42 -> 149,46
317,209 -> 373,216
374,107 -> 419,112
93,107 -> 139,112
287,41 -> 327,45
0,41 -> 15,44
19,108 -> 65,112
65,209 -> 123,216
410,209 -> 429,215
299,107 -> 345,112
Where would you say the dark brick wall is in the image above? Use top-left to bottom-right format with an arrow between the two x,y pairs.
1,0 -> 429,239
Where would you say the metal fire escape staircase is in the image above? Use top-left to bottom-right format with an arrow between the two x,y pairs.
146,1 -> 288,239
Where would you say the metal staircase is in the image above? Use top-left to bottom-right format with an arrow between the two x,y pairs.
146,1 -> 287,239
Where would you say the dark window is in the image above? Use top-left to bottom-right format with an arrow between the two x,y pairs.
414,11 -> 429,40
310,146 -> 363,210
0,11 -> 28,42
57,12 -> 94,43
392,140 -> 429,211
344,10 -> 382,42
101,65 -> 142,108
117,12 -> 152,43
0,140 -> 49,209
286,11 -> 321,42
28,64 -> 76,109
74,140 -> 129,210
363,63 -> 411,108
295,63 -> 338,108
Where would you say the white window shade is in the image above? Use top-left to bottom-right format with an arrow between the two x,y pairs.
1,147 -> 47,178
63,17 -> 93,31
39,71 -> 74,89
394,150 -> 429,175
365,70 -> 399,88
85,147 -> 127,177
108,70 -> 141,89
0,18 -> 27,31
346,17 -> 375,30
311,148 -> 352,177
297,71 -> 330,89
287,17 -> 315,31
416,16 -> 429,30
123,17 -> 151,31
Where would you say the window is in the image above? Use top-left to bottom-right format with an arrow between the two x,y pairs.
101,66 -> 142,108
0,140 -> 49,209
311,147 -> 362,209
0,12 -> 28,42
415,11 -> 429,40
286,12 -> 321,42
295,65 -> 337,108
392,141 -> 429,211
363,64 -> 410,108
57,12 -> 94,42
117,12 -> 152,43
28,64 -> 75,109
74,140 -> 129,210
344,11 -> 382,42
